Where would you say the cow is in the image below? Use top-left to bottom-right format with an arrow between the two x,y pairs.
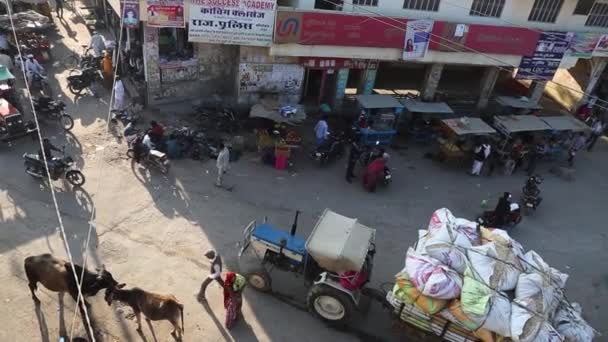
104,286 -> 184,339
24,253 -> 125,307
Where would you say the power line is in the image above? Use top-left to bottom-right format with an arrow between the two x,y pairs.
3,1 -> 96,340
320,0 -> 608,112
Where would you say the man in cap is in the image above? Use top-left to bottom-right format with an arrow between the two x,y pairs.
24,54 -> 43,87
197,249 -> 223,302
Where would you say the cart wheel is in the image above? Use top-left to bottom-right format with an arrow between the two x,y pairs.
307,284 -> 354,326
245,270 -> 271,292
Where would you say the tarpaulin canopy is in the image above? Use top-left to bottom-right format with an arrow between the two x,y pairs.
0,10 -> 52,31
401,98 -> 454,114
495,96 -> 543,110
249,98 -> 306,125
356,94 -> 404,109
493,115 -> 552,134
442,117 -> 496,135
540,115 -> 590,132
0,65 -> 15,81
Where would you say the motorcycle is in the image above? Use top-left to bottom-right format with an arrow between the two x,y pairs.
23,147 -> 85,187
110,102 -> 142,126
67,67 -> 100,95
383,166 -> 392,185
359,141 -> 385,167
126,138 -> 171,174
477,202 -> 522,228
33,96 -> 74,130
31,71 -> 52,96
311,132 -> 345,164
522,175 -> 543,214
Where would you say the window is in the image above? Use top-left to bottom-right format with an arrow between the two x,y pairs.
469,0 -> 505,18
573,0 -> 596,15
586,1 -> 608,27
528,0 -> 564,23
314,0 -> 343,10
353,0 -> 378,6
403,0 -> 440,11
158,28 -> 193,60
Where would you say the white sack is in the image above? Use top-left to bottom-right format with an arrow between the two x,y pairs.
553,302 -> 596,342
511,298 -> 564,342
405,248 -> 462,299
467,242 -> 523,291
522,251 -> 569,288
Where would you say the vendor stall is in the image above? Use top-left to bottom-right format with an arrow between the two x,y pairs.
539,115 -> 591,159
540,115 -> 590,132
250,98 -> 305,170
492,96 -> 543,116
434,117 -> 497,165
354,94 -> 403,146
400,98 -> 455,143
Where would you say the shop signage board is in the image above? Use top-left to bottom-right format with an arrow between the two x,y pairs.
516,31 -> 569,81
403,19 -> 433,60
274,10 -> 406,47
122,0 -> 140,28
593,34 -> 608,57
188,0 -> 277,46
429,22 -> 539,55
146,0 -> 185,28
299,57 -> 378,69
566,32 -> 601,58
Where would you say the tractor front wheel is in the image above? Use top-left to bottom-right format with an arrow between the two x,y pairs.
307,284 -> 354,327
245,269 -> 271,293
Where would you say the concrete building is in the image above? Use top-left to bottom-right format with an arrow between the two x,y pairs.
130,0 -> 608,111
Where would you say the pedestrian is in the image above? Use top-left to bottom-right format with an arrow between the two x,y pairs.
113,76 -> 125,112
90,31 -> 106,57
314,114 -> 329,148
568,132 -> 587,167
216,143 -> 230,187
471,140 -> 490,176
197,250 -> 223,302
345,140 -> 361,183
223,272 -> 246,329
587,119 -> 605,151
485,145 -> 498,176
55,0 -> 63,18
525,143 -> 541,176
510,139 -> 525,174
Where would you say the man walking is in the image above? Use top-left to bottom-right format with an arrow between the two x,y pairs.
197,250 -> 223,302
55,0 -> 64,18
471,140 -> 490,176
568,132 -> 587,167
345,140 -> 361,183
587,119 -> 605,152
216,143 -> 230,187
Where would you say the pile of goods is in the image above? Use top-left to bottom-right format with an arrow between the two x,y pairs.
387,208 -> 597,342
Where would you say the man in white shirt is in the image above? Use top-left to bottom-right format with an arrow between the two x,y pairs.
216,143 -> 230,186
587,119 -> 605,152
90,31 -> 106,57
24,54 -> 43,87
113,77 -> 125,112
197,250 -> 223,302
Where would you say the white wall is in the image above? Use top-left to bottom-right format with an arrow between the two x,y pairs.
296,0 -> 608,33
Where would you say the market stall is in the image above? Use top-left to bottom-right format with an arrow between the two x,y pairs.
400,98 -> 455,143
250,98 -> 305,170
354,94 -> 403,145
492,96 -> 543,116
539,115 -> 591,159
435,117 -> 497,165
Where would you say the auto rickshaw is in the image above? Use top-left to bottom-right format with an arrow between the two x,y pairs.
0,98 -> 37,145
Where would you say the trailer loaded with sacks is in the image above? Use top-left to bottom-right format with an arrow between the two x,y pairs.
384,208 -> 598,342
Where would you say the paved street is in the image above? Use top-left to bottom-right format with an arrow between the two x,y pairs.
1,7 -> 608,342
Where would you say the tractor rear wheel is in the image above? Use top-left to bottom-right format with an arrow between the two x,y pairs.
307,284 -> 354,327
245,269 -> 271,292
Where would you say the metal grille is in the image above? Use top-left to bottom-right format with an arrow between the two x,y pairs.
403,0 -> 440,11
586,1 -> 608,27
353,0 -> 379,6
469,0 -> 505,17
528,0 -> 564,23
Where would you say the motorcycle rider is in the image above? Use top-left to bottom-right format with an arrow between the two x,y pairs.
314,114 -> 329,149
148,120 -> 164,147
493,192 -> 512,227
133,134 -> 151,164
25,54 -> 44,87
38,138 -> 61,172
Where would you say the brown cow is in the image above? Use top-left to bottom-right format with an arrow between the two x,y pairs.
105,287 -> 184,339
24,254 -> 125,306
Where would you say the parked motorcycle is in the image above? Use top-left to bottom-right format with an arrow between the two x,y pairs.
522,175 -> 542,214
312,132 -> 345,164
110,102 -> 142,126
383,166 -> 392,185
33,96 -> 74,130
23,147 -> 85,187
67,67 -> 100,95
196,105 -> 238,133
477,203 -> 522,228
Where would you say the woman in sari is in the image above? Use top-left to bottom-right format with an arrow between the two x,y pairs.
223,272 -> 246,329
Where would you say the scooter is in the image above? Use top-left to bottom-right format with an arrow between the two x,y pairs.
33,96 -> 74,130
477,203 -> 522,228
522,175 -> 542,214
383,166 -> 392,185
23,147 -> 85,187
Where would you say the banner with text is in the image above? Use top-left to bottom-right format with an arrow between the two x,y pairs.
516,31 -> 568,80
403,20 -> 433,60
189,0 -> 276,46
566,32 -> 601,58
146,0 -> 185,28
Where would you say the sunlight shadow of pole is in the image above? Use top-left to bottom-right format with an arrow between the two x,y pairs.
200,301 -> 232,342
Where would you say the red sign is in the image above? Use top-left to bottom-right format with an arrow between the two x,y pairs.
299,57 -> 378,69
429,22 -> 540,55
275,11 -> 405,48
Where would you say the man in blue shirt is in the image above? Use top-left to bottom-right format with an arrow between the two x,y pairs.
314,115 -> 329,148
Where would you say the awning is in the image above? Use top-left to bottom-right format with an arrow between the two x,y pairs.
401,98 -> 454,114
356,95 -> 403,109
249,100 -> 306,125
540,115 -> 590,132
495,96 -> 543,110
493,115 -> 552,133
442,117 -> 496,135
